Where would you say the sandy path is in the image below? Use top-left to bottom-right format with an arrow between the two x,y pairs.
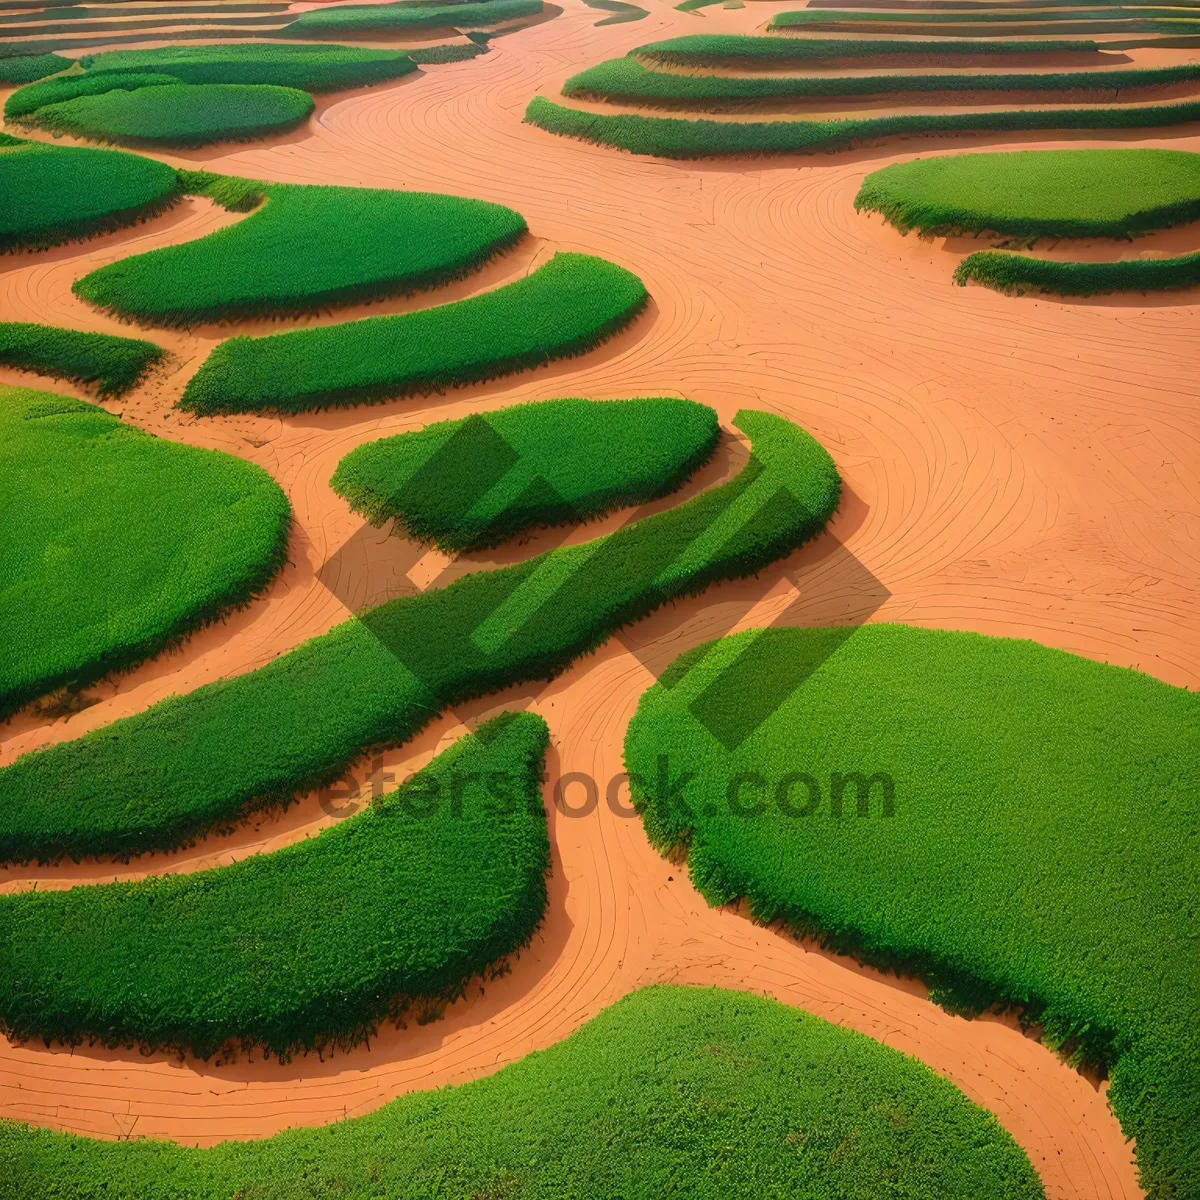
2,4 -> 1198,1196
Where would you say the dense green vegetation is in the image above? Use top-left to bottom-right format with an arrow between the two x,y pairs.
4,69 -> 183,120
0,409 -> 838,862
0,712 -> 550,1058
75,174 -> 527,325
0,13 -> 294,36
625,624 -> 1200,1200
330,396 -> 720,551
180,252 -> 648,413
20,82 -> 314,147
856,149 -> 1200,238
582,0 -> 648,24
0,322 -> 164,398
0,985 -> 1044,1199
79,42 -> 418,91
0,138 -> 180,253
954,247 -> 1200,295
526,95 -> 1200,159
635,33 -> 1104,64
0,51 -> 72,82
565,56 -> 1200,108
0,386 -> 290,720
288,0 -> 542,32
772,5 -> 1200,24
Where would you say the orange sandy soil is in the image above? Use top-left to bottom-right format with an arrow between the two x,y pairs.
2,4 -> 1199,1196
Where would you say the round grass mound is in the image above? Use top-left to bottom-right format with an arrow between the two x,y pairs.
4,70 -> 185,121
330,396 -> 720,552
855,148 -> 1200,239
74,175 -> 528,326
0,985 -> 1044,1198
0,385 -> 291,718
0,137 -> 180,254
19,82 -> 314,147
624,623 -> 1200,1200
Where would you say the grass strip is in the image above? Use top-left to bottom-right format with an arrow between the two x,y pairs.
525,94 -> 1200,159
18,82 -> 314,148
286,0 -> 542,32
0,322 -> 164,397
583,0 -> 648,24
75,172 -> 527,326
566,55 -> 1200,108
855,148 -> 1200,238
0,385 -> 290,721
624,623 -> 1200,1200
0,712 -> 550,1059
330,396 -> 720,551
0,51 -> 72,81
772,5 -> 1200,24
0,408 -> 838,862
0,985 -> 1044,1198
179,251 -> 648,413
0,138 -> 180,254
5,69 -> 185,119
0,13 -> 294,34
79,42 -> 417,91
635,33 -> 1105,63
954,248 -> 1200,293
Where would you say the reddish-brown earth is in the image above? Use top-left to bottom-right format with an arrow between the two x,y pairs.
2,5 -> 1198,1197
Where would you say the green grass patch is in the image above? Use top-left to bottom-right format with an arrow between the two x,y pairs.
406,41 -> 488,62
772,5 -> 1200,24
0,138 -> 180,254
19,82 -> 314,148
0,409 -> 838,862
74,173 -> 527,326
287,0 -> 542,32
0,13 -> 294,35
0,712 -> 549,1059
0,322 -> 164,397
856,148 -> 1200,238
0,385 -> 290,720
330,396 -> 720,552
0,984 -> 1043,1198
179,251 -> 648,414
4,70 -> 184,119
624,623 -> 1200,1200
635,33 -> 1104,64
79,42 -> 417,91
525,94 -> 1200,159
583,0 -> 648,24
0,51 -> 73,82
954,248 -> 1200,294
565,55 -> 1200,108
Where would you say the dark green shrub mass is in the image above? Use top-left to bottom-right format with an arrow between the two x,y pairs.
0,409 -> 838,862
0,51 -> 73,82
0,712 -> 550,1059
624,624 -> 1200,1200
74,174 -> 527,326
954,248 -> 1200,294
179,252 -> 648,413
330,396 -> 720,551
856,148 -> 1200,238
20,82 -> 314,148
79,42 -> 417,91
0,385 -> 290,720
566,55 -> 1200,108
0,986 -> 1044,1199
0,322 -> 164,397
526,95 -> 1200,159
635,33 -> 1103,64
4,70 -> 183,120
0,138 -> 180,253
287,0 -> 542,32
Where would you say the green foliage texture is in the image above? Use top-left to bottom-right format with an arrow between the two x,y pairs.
0,321 -> 163,397
287,0 -> 542,32
5,70 -> 183,119
954,248 -> 1200,294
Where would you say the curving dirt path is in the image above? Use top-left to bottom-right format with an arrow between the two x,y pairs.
2,4 -> 1198,1196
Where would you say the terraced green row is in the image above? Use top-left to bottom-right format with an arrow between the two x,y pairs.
955,248 -> 1200,294
0,712 -> 550,1058
526,95 -> 1200,159
625,624 -> 1200,1200
288,0 -> 542,31
0,986 -> 1044,1198
0,49 -> 72,82
0,386 -> 290,720
773,5 -> 1200,24
76,170 -> 528,325
331,396 -> 721,551
0,409 -> 839,862
566,55 -> 1200,109
0,321 -> 163,398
